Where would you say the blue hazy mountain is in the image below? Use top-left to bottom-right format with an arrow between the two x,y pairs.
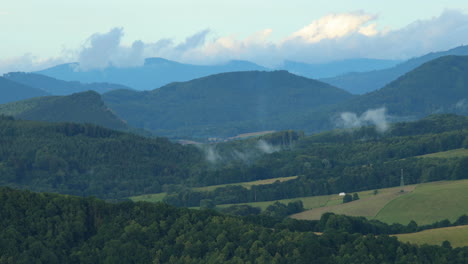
0,76 -> 50,104
36,58 -> 268,90
3,72 -> 131,95
279,58 -> 401,79
321,45 -> 468,94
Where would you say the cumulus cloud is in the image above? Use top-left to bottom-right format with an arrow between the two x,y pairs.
287,12 -> 377,43
338,107 -> 389,132
3,10 -> 468,72
77,27 -> 145,70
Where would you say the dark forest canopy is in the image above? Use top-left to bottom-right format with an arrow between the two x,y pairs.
0,114 -> 467,204
2,186 -> 468,264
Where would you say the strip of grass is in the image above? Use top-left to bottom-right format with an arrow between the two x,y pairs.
192,176 -> 298,192
129,192 -> 167,203
416,148 -> 468,159
394,225 -> 468,248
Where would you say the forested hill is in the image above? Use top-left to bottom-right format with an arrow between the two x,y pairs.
337,55 -> 468,116
0,91 -> 129,131
102,70 -> 354,138
3,72 -> 131,95
2,187 -> 468,263
0,116 -> 205,199
321,45 -> 468,94
0,76 -> 49,104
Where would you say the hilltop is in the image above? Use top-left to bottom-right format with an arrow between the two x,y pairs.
0,91 -> 128,131
321,45 -> 468,94
102,70 -> 353,138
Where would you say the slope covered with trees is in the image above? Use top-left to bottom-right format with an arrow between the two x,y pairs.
2,187 -> 468,263
102,70 -> 354,138
321,45 -> 468,94
0,91 -> 129,131
0,116 -> 205,199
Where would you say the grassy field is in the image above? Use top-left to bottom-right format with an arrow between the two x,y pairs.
416,148 -> 468,159
192,176 -> 298,192
291,185 -> 415,220
375,180 -> 468,225
394,225 -> 468,248
290,180 -> 468,225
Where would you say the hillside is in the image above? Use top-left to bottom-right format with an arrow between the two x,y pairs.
3,72 -> 131,95
102,70 -> 354,138
0,76 -> 49,104
139,114 -> 468,207
0,91 -> 129,131
4,187 -> 468,263
321,45 -> 468,94
0,117 -> 205,199
36,58 -> 267,90
336,55 -> 468,117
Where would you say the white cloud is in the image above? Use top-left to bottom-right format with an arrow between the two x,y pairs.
3,9 -> 468,72
338,107 -> 389,132
77,27 -> 145,70
287,12 -> 377,43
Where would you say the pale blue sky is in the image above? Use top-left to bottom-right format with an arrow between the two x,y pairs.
1,0 -> 468,72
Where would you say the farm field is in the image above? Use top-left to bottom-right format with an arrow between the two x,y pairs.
192,176 -> 298,192
375,180 -> 468,225
394,225 -> 468,248
291,179 -> 468,225
416,148 -> 468,159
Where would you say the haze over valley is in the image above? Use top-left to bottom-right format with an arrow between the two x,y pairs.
1,1 -> 468,263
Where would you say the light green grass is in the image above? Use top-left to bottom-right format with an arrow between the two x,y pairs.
291,185 -> 415,220
375,180 -> 468,225
192,176 -> 298,192
394,225 -> 468,248
416,148 -> 468,159
129,192 -> 167,203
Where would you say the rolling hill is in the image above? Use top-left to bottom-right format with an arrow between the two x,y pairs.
102,70 -> 354,138
336,55 -> 468,117
0,76 -> 50,104
3,72 -> 131,95
0,91 -> 128,130
321,45 -> 468,94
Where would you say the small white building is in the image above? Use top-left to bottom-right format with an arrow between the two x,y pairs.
339,192 -> 346,196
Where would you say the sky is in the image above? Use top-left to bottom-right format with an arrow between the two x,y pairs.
1,0 -> 468,73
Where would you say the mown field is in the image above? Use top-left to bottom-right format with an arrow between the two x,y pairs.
394,225 -> 468,248
416,148 -> 468,159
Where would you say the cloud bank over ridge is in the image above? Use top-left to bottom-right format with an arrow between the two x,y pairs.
2,9 -> 468,73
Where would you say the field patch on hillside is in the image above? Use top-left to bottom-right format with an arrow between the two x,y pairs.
394,225 -> 468,248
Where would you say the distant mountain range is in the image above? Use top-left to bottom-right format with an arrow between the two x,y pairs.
0,77 -> 50,104
3,72 -> 131,95
279,58 -> 401,79
321,45 -> 468,94
36,58 -> 268,90
0,91 -> 129,131
102,70 -> 354,138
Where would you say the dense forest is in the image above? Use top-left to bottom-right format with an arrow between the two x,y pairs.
164,114 -> 468,206
0,114 -> 467,205
2,187 -> 468,264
